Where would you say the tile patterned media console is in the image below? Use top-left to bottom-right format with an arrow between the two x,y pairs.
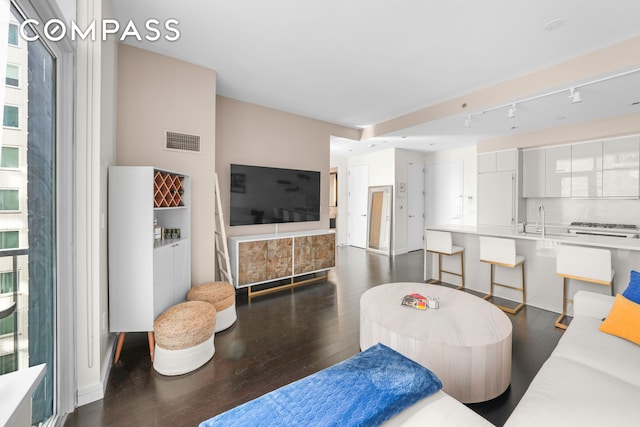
228,229 -> 335,297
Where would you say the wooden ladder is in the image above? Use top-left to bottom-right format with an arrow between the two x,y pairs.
214,173 -> 233,284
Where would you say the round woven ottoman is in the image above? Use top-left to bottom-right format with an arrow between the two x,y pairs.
187,281 -> 237,332
153,301 -> 216,376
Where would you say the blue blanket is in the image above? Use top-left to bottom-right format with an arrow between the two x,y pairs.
199,343 -> 442,427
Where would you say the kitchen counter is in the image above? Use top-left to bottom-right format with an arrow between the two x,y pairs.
425,224 -> 640,314
427,224 -> 640,251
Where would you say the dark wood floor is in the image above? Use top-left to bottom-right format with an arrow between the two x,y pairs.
64,246 -> 564,427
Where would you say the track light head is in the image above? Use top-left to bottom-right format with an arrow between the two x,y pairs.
507,104 -> 517,119
569,88 -> 582,104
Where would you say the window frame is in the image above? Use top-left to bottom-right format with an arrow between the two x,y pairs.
9,0 -> 76,423
3,104 -> 19,128
0,189 -> 19,211
0,230 -> 19,249
7,22 -> 19,47
0,146 -> 19,168
6,63 -> 19,87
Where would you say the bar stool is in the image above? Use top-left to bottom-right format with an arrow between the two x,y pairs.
555,245 -> 614,329
479,236 -> 526,314
426,230 -> 465,290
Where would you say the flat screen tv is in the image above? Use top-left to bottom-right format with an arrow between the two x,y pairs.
230,164 -> 321,226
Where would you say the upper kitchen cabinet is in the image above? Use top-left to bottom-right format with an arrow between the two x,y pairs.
602,136 -> 640,198
571,141 -> 602,198
522,145 -> 571,198
570,137 -> 640,198
545,145 -> 572,198
522,148 -> 545,198
478,149 -> 517,173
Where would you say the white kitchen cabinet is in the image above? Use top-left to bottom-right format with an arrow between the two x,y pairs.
571,141 -> 602,198
602,136 -> 640,197
545,145 -> 572,198
522,148 -> 545,198
478,150 -> 517,173
478,152 -> 497,174
478,171 -> 515,226
497,149 -> 517,171
108,166 -> 191,333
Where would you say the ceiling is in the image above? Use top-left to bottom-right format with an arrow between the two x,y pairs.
109,0 -> 640,157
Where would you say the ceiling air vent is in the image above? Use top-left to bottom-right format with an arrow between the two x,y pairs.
165,131 -> 201,153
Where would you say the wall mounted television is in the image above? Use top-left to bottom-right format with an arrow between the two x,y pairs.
230,164 -> 321,226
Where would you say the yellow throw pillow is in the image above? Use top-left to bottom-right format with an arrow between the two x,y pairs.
599,294 -> 640,345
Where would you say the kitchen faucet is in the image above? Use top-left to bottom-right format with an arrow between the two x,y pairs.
536,204 -> 546,238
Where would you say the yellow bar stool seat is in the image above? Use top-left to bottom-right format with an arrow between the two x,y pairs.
555,245 -> 614,329
479,236 -> 526,314
426,230 -> 465,290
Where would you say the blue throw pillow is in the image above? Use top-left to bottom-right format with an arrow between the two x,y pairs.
622,270 -> 640,304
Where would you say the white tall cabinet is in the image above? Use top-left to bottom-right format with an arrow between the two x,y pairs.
108,166 -> 191,334
477,149 -> 524,227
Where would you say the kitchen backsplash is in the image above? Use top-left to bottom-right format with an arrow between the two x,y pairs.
526,198 -> 640,226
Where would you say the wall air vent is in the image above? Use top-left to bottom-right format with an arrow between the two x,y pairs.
165,131 -> 201,153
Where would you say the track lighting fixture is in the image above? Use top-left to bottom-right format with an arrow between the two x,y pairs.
458,67 -> 638,129
569,87 -> 582,104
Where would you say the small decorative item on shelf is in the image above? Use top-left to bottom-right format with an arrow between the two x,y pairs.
163,228 -> 181,240
401,293 -> 427,310
154,219 -> 162,243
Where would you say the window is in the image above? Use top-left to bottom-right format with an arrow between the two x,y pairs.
6,64 -> 18,87
0,271 -> 14,293
0,146 -> 18,168
3,105 -> 18,128
0,189 -> 18,210
0,231 -> 18,249
7,23 -> 18,46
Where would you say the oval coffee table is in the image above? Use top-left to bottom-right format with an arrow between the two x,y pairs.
360,282 -> 512,403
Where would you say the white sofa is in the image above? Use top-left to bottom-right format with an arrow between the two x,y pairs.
505,290 -> 640,427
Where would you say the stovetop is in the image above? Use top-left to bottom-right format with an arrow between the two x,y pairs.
569,222 -> 638,230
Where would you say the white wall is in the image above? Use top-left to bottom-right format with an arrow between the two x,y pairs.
75,0 -> 117,406
345,148 -> 430,255
347,148 -> 395,251
424,146 -> 477,225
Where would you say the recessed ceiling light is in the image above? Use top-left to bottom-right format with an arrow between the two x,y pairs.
556,115 -> 567,120
368,143 -> 376,148
429,143 -> 435,146
543,19 -> 563,31
510,126 -> 519,130
632,101 -> 640,106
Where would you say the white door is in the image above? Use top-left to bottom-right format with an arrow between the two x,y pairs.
407,162 -> 425,251
426,161 -> 463,226
348,164 -> 368,248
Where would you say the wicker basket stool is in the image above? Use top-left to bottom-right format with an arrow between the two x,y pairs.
187,281 -> 237,332
153,301 -> 216,376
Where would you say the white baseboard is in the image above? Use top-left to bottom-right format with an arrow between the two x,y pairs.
76,334 -> 117,406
